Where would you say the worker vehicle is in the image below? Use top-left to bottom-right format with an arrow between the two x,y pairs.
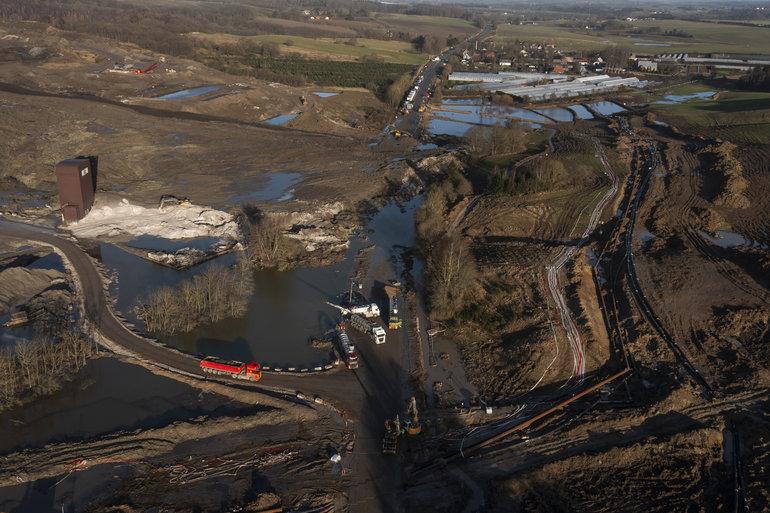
417,105 -> 426,113
350,303 -> 380,319
384,285 -> 402,330
336,323 -> 359,369
392,130 -> 402,139
350,314 -> 387,344
134,62 -> 158,75
199,357 -> 261,381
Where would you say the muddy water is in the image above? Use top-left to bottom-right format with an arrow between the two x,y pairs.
228,171 -> 303,204
0,357 -> 253,453
100,199 -> 423,368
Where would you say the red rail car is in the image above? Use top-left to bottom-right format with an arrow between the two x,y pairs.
199,357 -> 261,381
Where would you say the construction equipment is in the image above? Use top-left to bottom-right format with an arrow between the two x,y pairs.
382,415 -> 400,454
199,357 -> 261,381
350,314 -> 386,344
384,284 -> 402,330
417,105 -> 426,113
336,323 -> 359,369
133,62 -> 159,75
392,130 -> 402,139
405,396 -> 421,435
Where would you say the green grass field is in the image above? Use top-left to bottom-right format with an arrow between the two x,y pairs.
190,32 -> 427,64
652,88 -> 770,145
496,19 -> 770,55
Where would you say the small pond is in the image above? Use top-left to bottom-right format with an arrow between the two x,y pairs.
264,113 -> 299,126
156,86 -> 221,100
313,92 -> 339,98
587,101 -> 627,116
654,91 -> 716,105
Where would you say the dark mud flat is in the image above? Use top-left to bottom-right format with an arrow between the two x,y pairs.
0,356 -> 255,453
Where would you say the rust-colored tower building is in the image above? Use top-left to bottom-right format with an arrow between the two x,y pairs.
55,157 -> 97,223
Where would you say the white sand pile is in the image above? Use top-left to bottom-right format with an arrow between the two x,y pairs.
67,199 -> 240,240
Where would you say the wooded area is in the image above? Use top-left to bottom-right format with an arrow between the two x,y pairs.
134,263 -> 254,336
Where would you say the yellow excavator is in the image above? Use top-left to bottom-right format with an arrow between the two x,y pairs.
406,396 -> 421,435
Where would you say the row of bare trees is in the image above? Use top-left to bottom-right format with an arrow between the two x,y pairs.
415,165 -> 478,319
134,262 -> 254,336
0,330 -> 97,411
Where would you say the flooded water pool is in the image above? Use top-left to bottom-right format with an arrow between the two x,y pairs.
534,107 -> 574,122
427,118 -> 475,137
700,230 -> 768,249
432,100 -> 551,126
654,91 -> 715,105
101,198 -> 422,368
587,101 -> 627,116
313,91 -> 339,98
568,104 -> 594,120
228,171 -> 303,204
156,86 -> 221,100
264,113 -> 299,126
0,357 -> 255,453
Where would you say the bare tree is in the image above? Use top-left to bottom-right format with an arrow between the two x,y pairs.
426,234 -> 477,318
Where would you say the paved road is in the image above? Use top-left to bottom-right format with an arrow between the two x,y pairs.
392,25 -> 493,137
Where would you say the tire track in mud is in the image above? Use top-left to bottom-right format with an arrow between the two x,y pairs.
625,142 -> 714,398
543,135 -> 619,383
678,151 -> 770,305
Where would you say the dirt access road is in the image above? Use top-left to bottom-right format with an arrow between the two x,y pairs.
0,219 -> 407,513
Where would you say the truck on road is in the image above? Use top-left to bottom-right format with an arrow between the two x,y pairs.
384,284 -> 402,330
350,314 -> 387,344
200,357 -> 262,381
336,323 -> 359,369
350,303 -> 381,319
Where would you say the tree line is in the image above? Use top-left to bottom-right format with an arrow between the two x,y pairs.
414,163 -> 478,320
0,328 -> 97,411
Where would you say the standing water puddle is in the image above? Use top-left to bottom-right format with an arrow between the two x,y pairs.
156,86 -> 221,100
313,92 -> 339,98
100,198 -> 423,368
699,230 -> 768,249
228,172 -> 303,204
264,113 -> 299,126
654,91 -> 715,105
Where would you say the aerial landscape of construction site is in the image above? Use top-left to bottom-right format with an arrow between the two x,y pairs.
0,0 -> 769,511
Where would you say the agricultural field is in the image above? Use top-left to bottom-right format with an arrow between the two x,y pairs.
189,32 -> 427,65
375,13 -> 479,41
495,22 -> 612,51
496,19 -> 770,55
650,85 -> 770,145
